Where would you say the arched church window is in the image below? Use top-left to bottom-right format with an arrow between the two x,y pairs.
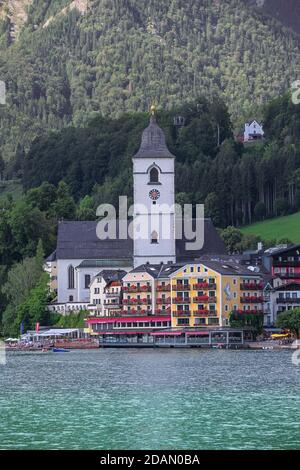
149,167 -> 159,183
151,231 -> 159,244
85,274 -> 91,289
68,265 -> 75,289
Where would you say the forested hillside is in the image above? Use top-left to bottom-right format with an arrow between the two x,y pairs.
0,0 -> 300,161
21,94 -> 300,228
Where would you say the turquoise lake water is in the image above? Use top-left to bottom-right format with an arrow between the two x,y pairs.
0,349 -> 299,450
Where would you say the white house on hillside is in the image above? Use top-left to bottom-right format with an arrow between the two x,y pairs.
244,120 -> 264,142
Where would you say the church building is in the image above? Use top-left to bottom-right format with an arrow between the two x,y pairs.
46,111 -> 226,310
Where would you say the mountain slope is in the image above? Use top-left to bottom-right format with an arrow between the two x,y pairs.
0,0 -> 33,40
247,0 -> 300,35
241,211 -> 300,243
0,0 -> 300,160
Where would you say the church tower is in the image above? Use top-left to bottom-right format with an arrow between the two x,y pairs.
132,107 -> 176,267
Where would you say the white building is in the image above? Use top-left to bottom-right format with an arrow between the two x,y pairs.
47,112 -> 226,310
269,283 -> 300,325
244,120 -> 264,142
89,270 -> 126,316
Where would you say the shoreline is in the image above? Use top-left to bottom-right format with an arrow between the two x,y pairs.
5,342 -> 298,352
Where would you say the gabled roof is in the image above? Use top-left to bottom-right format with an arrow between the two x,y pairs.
265,244 -> 300,257
56,221 -> 133,260
77,259 -> 131,269
176,219 -> 227,261
168,255 -> 263,277
90,269 -> 127,287
46,250 -> 57,262
196,259 -> 262,276
245,119 -> 263,127
56,218 -> 227,261
129,263 -> 183,279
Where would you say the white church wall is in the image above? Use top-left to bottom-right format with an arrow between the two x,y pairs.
57,258 -> 82,304
57,259 -> 132,303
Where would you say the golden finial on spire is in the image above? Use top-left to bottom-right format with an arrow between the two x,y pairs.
150,104 -> 157,116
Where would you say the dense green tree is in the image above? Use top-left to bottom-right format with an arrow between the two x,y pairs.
220,226 -> 243,254
26,182 -> 57,213
56,311 -> 87,329
237,233 -> 261,252
49,181 -> 76,220
229,311 -> 264,336
76,195 -> 96,221
8,200 -> 53,258
1,257 -> 42,335
276,309 -> 300,339
205,192 -> 221,227
0,153 -> 4,180
277,238 -> 293,245
254,202 -> 266,221
15,273 -> 52,334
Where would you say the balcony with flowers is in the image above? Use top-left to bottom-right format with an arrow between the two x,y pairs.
192,309 -> 217,317
193,295 -> 217,303
240,282 -> 264,291
192,282 -> 217,290
121,309 -> 148,315
122,284 -> 152,293
172,283 -> 191,291
155,308 -> 171,315
173,296 -> 191,304
173,310 -> 191,317
122,298 -> 152,305
240,296 -> 263,304
156,284 -> 171,292
156,297 -> 171,305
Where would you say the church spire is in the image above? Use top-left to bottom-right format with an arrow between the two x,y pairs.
133,106 -> 175,159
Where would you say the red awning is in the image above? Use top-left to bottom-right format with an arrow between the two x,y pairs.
87,315 -> 171,324
150,331 -> 183,336
186,331 -> 210,336
101,331 -> 150,335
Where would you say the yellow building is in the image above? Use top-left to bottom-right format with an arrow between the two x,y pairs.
170,260 -> 263,328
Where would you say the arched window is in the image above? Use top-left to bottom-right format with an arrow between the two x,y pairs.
151,230 -> 159,244
149,167 -> 159,183
85,274 -> 91,289
68,265 -> 75,289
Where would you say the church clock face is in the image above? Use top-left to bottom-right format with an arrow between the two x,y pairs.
149,189 -> 161,201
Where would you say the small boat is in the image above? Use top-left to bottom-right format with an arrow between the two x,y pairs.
212,343 -> 224,349
52,348 -> 70,353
